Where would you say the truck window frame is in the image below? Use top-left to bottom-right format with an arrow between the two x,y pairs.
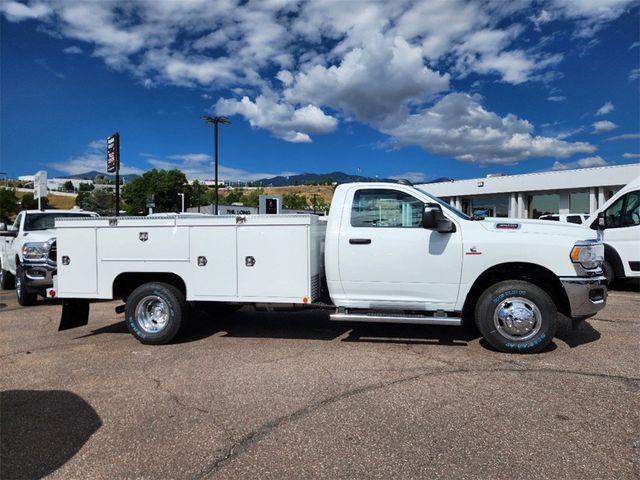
11,212 -> 23,232
350,188 -> 424,228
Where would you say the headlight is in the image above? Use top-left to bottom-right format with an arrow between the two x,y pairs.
22,242 -> 51,260
570,241 -> 604,270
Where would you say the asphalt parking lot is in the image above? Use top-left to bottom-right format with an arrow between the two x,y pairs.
1,285 -> 638,479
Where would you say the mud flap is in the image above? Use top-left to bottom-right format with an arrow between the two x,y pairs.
58,299 -> 90,331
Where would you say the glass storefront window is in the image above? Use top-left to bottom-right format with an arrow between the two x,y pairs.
570,191 -> 589,213
471,196 -> 508,217
528,194 -> 559,218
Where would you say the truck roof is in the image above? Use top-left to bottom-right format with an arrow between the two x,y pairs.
22,209 -> 97,215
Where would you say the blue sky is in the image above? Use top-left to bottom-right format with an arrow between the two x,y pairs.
1,0 -> 639,183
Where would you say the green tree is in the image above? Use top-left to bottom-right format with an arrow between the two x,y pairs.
121,169 -> 189,215
63,180 -> 75,192
221,188 -> 244,205
76,189 -> 116,215
283,192 -> 308,209
20,192 -> 49,210
188,180 -> 210,210
0,188 -> 20,224
242,188 -> 264,207
79,182 -> 95,192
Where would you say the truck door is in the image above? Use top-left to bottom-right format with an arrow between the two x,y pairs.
338,187 -> 463,310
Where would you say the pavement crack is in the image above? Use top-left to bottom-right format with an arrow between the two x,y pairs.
195,364 -> 640,479
150,377 -> 210,414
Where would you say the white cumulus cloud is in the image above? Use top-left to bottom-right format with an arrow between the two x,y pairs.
383,93 -> 596,164
595,101 -> 614,115
593,120 -> 618,133
216,90 -> 338,143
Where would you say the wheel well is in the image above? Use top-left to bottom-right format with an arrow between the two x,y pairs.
604,243 -> 625,278
463,262 -> 571,319
113,272 -> 186,300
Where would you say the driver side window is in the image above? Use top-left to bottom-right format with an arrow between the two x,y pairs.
605,192 -> 640,228
351,189 -> 423,228
623,192 -> 639,227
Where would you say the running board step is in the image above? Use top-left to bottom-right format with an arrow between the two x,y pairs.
329,313 -> 462,326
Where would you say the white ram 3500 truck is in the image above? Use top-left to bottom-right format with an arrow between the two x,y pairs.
0,209 -> 97,305
54,182 -> 607,353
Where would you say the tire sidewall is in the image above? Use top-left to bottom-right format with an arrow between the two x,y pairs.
15,265 -> 36,306
475,281 -> 557,353
602,259 -> 614,287
125,283 -> 185,345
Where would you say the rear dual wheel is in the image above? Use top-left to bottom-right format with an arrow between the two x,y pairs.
125,282 -> 187,345
475,280 -> 557,354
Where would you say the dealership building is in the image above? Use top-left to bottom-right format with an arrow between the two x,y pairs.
418,163 -> 640,219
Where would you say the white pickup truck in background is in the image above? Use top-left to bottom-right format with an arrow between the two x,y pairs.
0,209 -> 97,305
53,181 -> 608,353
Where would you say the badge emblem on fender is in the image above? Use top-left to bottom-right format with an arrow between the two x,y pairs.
139,232 -> 148,242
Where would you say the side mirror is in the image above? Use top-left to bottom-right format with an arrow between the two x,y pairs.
597,211 -> 606,230
0,223 -> 6,232
423,204 -> 456,233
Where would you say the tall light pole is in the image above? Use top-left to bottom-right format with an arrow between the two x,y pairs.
201,115 -> 231,215
178,193 -> 185,213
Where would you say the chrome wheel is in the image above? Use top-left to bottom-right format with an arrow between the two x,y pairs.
134,295 -> 170,333
15,272 -> 21,296
493,296 -> 542,342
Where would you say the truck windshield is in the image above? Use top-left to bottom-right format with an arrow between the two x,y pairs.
414,187 -> 471,220
24,213 -> 95,231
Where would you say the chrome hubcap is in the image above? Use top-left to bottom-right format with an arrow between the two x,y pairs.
493,296 -> 542,341
135,295 -> 170,333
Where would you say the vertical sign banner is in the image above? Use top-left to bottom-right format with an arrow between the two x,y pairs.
34,170 -> 47,198
107,133 -> 120,173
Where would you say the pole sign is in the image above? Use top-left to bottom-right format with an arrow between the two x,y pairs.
34,170 -> 47,198
107,132 -> 120,173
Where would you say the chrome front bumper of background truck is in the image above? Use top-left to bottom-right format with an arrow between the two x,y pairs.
22,259 -> 56,289
559,276 -> 608,319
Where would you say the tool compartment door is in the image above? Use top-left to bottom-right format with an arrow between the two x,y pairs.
189,226 -> 238,298
57,227 -> 98,296
237,225 -> 309,300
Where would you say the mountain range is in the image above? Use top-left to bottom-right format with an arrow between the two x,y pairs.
63,170 -> 451,186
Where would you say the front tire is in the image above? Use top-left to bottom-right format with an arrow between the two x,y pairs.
602,259 -> 615,287
15,265 -> 37,306
475,280 -> 557,353
0,265 -> 15,290
125,282 -> 187,345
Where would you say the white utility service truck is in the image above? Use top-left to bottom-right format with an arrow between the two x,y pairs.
53,181 -> 608,353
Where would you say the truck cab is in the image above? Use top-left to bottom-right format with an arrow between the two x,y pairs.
585,176 -> 640,286
0,209 -> 97,305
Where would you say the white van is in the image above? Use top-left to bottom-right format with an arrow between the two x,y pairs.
587,176 -> 640,285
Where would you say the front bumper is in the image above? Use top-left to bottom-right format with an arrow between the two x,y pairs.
22,259 -> 56,289
559,275 -> 607,319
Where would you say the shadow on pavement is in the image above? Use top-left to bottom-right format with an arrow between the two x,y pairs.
180,309 -> 481,347
74,308 -> 600,350
0,390 -> 102,479
555,317 -> 601,348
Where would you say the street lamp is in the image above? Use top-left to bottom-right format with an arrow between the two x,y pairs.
201,115 -> 231,215
178,193 -> 185,213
